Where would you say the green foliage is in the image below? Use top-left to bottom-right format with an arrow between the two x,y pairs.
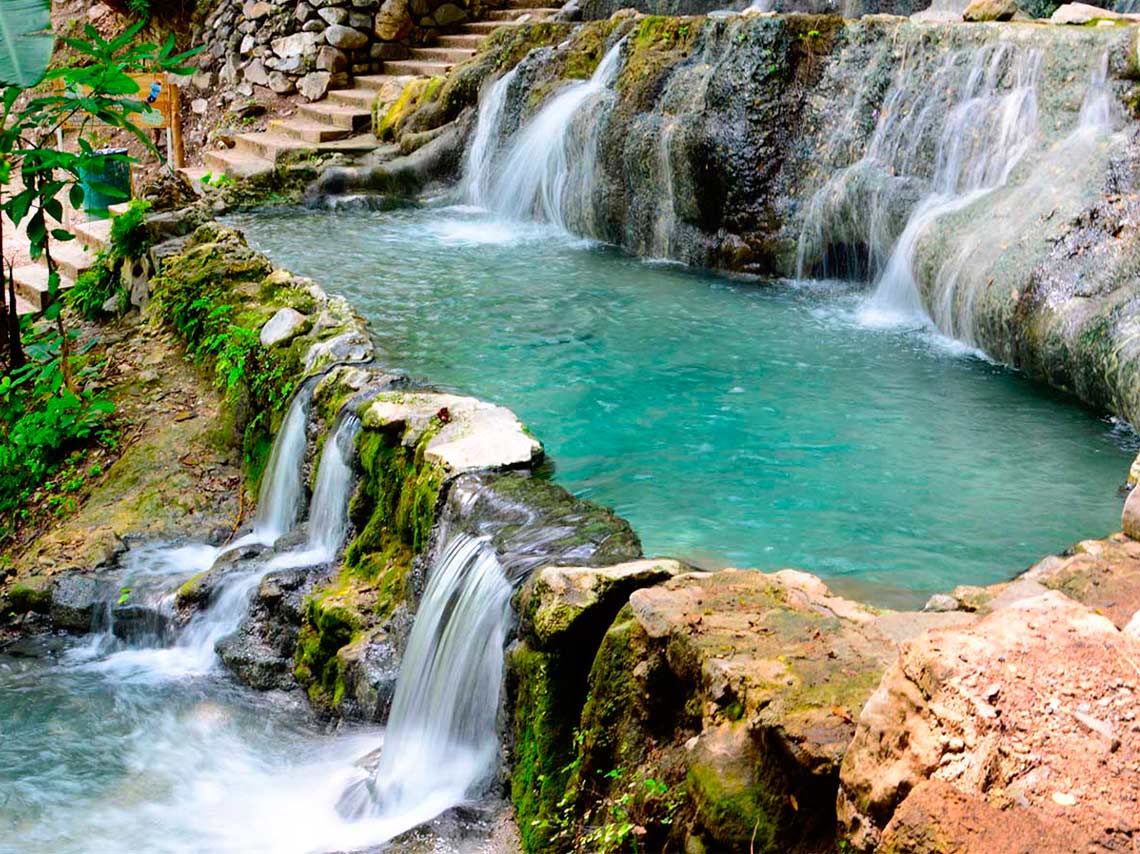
0,0 -> 53,88
198,171 -> 234,188
109,198 -> 152,258
0,324 -> 114,537
67,261 -> 118,320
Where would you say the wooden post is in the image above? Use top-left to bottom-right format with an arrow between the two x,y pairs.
169,81 -> 184,169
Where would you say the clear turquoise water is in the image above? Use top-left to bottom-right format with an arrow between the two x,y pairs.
229,204 -> 1132,603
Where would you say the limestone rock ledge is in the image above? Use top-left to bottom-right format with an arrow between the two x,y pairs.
838,590 -> 1140,854
510,565 -> 972,853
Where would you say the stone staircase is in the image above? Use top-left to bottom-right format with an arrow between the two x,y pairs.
200,0 -> 561,180
10,219 -> 110,316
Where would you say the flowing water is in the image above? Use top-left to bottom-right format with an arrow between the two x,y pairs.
338,534 -> 513,824
229,204 -> 1132,602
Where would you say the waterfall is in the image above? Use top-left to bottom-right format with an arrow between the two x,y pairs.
795,44 -> 1042,318
339,533 -> 513,826
864,45 -> 1040,321
250,384 -> 311,545
462,66 -> 520,206
86,414 -> 361,677
266,414 -> 361,570
473,39 -> 626,229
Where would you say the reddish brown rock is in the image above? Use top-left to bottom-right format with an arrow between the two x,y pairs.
838,591 -> 1140,853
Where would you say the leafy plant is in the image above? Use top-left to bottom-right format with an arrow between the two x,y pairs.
0,15 -> 199,541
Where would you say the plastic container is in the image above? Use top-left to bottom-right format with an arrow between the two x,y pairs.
78,147 -> 131,218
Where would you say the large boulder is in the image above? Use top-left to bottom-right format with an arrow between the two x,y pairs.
514,568 -> 967,853
838,591 -> 1140,852
963,0 -> 1018,18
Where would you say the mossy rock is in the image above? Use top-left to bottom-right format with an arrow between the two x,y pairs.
2,575 -> 54,617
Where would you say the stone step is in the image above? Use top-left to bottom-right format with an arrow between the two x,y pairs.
434,33 -> 486,48
44,240 -> 98,280
235,132 -> 316,164
327,87 -> 379,109
298,102 -> 372,132
12,264 -> 75,311
71,218 -> 112,252
12,293 -> 36,317
506,0 -> 554,7
410,47 -> 476,63
268,118 -> 352,144
461,20 -> 525,32
485,7 -> 560,19
382,59 -> 454,77
353,74 -> 409,93
204,147 -> 275,180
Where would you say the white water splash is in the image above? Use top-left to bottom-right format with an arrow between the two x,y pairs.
339,534 -> 512,830
472,39 -> 626,230
462,65 -> 520,206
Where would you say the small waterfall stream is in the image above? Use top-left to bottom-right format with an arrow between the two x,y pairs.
468,39 -> 626,228
462,65 -> 520,206
90,409 -> 359,677
266,414 -> 361,570
339,533 -> 514,827
249,384 -> 311,545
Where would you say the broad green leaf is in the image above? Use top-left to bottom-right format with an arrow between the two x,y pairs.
0,0 -> 53,88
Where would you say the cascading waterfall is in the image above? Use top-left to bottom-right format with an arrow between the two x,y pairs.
471,39 -> 626,229
266,414 -> 361,570
796,43 -> 1041,295
338,533 -> 513,827
927,53 -> 1118,342
863,45 -> 1041,321
248,383 -> 311,545
90,413 -> 360,676
462,65 -> 520,206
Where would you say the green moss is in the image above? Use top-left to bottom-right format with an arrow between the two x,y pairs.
175,570 -> 210,608
3,576 -> 52,615
341,424 -> 444,620
510,642 -> 583,853
375,77 -> 442,141
293,587 -> 364,708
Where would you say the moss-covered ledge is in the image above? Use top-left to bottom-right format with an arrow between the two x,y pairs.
147,222 -> 374,492
293,389 -> 545,713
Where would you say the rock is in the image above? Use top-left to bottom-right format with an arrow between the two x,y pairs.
218,567 -> 309,690
191,97 -> 208,115
878,780 -> 1091,853
336,622 -> 409,720
315,45 -> 347,73
1050,0 -> 1121,20
260,307 -> 310,347
240,34 -> 256,54
2,575 -> 54,616
302,329 -> 374,372
963,0 -> 1018,17
361,391 -> 544,474
433,471 -> 644,581
242,0 -> 271,18
1123,487 -> 1140,539
295,2 -> 315,21
837,591 -> 1140,852
302,19 -> 326,32
317,6 -> 349,24
267,71 -> 296,95
1125,609 -> 1140,636
191,70 -> 215,90
271,31 -> 319,59
298,70 -> 332,101
324,24 -> 369,49
244,59 -> 270,87
517,559 -> 684,646
431,2 -> 467,25
375,0 -> 413,41
1020,534 -> 1140,629
50,573 -> 116,631
922,592 -> 959,612
574,570 -> 902,853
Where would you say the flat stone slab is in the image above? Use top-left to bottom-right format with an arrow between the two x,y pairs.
362,391 -> 543,474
